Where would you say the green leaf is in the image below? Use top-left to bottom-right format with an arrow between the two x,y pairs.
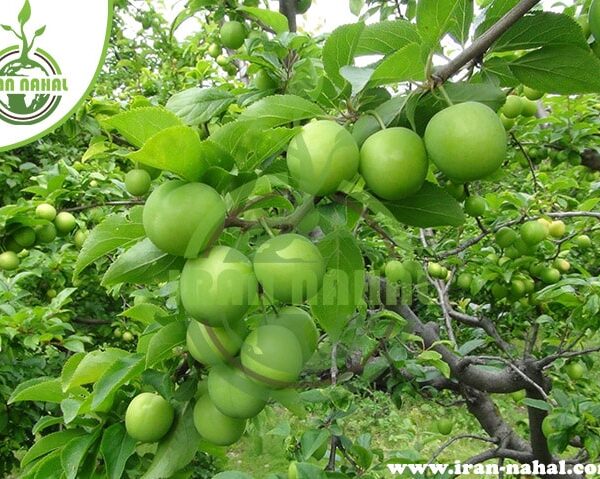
21,430 -> 84,468
61,429 -> 101,479
9,378 -> 65,404
166,88 -> 236,126
239,95 -> 325,127
62,349 -> 129,391
18,0 -> 31,26
416,0 -> 472,46
340,66 -> 374,97
103,107 -> 183,148
509,46 -> 600,94
523,398 -> 552,411
100,424 -> 137,479
91,354 -> 145,410
493,12 -> 588,52
74,211 -> 145,278
322,23 -> 365,88
213,473 -> 253,479
238,6 -> 289,34
270,388 -> 306,418
141,403 -> 200,479
355,20 -> 421,56
353,182 -> 465,228
350,0 -> 364,16
102,238 -> 184,287
145,321 -> 187,367
370,43 -> 426,85
352,94 -> 409,146
310,229 -> 365,341
128,126 -> 209,181
119,303 -> 168,325
476,0 -> 518,37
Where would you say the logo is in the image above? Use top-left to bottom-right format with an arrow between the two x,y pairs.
0,0 -> 112,150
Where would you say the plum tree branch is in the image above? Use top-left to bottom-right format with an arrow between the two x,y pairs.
278,0 -> 297,32
432,0 -> 542,85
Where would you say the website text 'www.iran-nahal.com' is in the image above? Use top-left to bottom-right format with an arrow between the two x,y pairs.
387,460 -> 600,476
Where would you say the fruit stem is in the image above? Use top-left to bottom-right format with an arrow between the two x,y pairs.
436,84 -> 454,107
365,110 -> 387,131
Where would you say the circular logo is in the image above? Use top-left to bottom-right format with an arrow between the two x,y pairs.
0,46 -> 63,125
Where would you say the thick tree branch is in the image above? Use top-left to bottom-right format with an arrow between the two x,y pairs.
432,0 -> 542,85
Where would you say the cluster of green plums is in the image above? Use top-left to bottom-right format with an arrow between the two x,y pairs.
498,89 -> 542,130
0,204 -> 86,272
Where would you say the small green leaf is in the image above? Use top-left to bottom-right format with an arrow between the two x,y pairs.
509,46 -> 600,94
103,107 -> 183,148
340,66 -> 374,96
141,403 -> 200,479
523,398 -> 552,411
493,12 -> 588,52
356,20 -> 421,56
119,303 -> 168,325
145,321 -> 187,367
128,126 -> 209,181
166,88 -> 236,126
100,424 -> 137,479
238,6 -> 289,34
18,0 -> 31,26
91,354 -> 145,410
21,430 -> 84,468
417,0 -> 471,46
322,22 -> 365,89
62,349 -> 129,391
61,429 -> 101,479
239,95 -> 325,127
9,378 -> 65,404
370,43 -> 426,85
102,238 -> 184,287
74,210 -> 145,278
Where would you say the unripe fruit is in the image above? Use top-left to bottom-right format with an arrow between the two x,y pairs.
505,246 -> 520,259
89,180 -> 99,188
457,273 -> 473,290
514,238 -> 537,256
445,182 -> 466,201
521,99 -> 537,117
208,364 -> 267,418
464,195 -> 487,217
520,221 -> 547,245
296,0 -> 311,14
491,283 -> 508,300
385,261 -> 411,283
35,223 -> 57,244
193,395 -> 246,446
541,416 -> 554,438
500,114 -> 514,130
574,234 -> 592,248
0,251 -> 19,271
495,227 -> 517,248
537,218 -> 551,234
46,289 -> 57,299
253,234 -> 325,304
207,42 -> 221,58
427,262 -> 445,279
510,279 -> 526,298
523,86 -> 543,100
13,227 -> 36,248
180,246 -> 258,327
240,325 -> 304,388
359,127 -> 428,200
220,21 -> 247,49
254,69 -> 277,90
143,180 -> 226,258
501,95 -> 523,118
74,230 -> 88,249
540,267 -> 561,284
35,203 -> 57,221
436,418 -> 453,435
54,212 -> 77,235
186,320 -> 247,366
287,120 -> 359,196
424,102 -> 507,182
566,362 -> 586,380
114,328 -> 122,338
125,393 -> 174,443
553,258 -> 571,273
122,331 -> 134,342
216,55 -> 229,67
263,306 -> 318,363
590,0 -> 600,42
125,169 -> 152,196
546,220 -> 566,238
511,389 -> 526,401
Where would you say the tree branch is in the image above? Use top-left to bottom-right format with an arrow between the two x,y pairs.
433,0 -> 541,84
278,0 -> 297,32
